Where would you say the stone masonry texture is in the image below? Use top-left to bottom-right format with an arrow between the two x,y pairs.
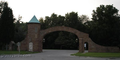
20,23 -> 120,53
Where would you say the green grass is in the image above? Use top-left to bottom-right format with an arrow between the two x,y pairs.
0,50 -> 39,55
71,52 -> 120,58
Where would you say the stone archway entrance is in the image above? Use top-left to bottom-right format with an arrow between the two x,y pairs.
39,26 -> 90,52
20,16 -> 120,53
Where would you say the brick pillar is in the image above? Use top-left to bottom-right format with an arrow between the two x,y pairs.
27,23 -> 41,52
79,38 -> 84,53
38,36 -> 43,52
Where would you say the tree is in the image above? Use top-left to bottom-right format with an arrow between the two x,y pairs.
14,16 -> 27,43
79,15 -> 89,24
0,2 -> 15,50
65,12 -> 79,29
0,1 -> 6,13
78,15 -> 90,33
55,32 -> 78,49
90,5 -> 120,46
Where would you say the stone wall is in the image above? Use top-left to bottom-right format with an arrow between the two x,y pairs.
82,37 -> 120,52
20,23 -> 120,53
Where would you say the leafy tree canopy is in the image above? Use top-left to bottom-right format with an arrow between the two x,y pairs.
90,5 -> 120,46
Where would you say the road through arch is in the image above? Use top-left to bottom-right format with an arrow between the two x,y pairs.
39,26 -> 89,52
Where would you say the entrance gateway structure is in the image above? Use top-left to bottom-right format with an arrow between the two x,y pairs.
20,16 -> 120,53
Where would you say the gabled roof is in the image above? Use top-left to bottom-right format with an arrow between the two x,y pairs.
28,15 -> 40,23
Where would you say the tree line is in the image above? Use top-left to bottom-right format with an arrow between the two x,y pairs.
0,1 -> 120,50
0,2 -> 27,50
40,5 -> 120,49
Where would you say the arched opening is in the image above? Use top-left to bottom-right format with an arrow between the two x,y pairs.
84,42 -> 88,52
42,31 -> 79,50
39,26 -> 88,52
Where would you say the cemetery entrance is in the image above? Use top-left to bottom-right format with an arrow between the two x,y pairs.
20,16 -> 120,53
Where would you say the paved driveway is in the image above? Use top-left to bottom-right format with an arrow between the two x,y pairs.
0,50 -> 120,60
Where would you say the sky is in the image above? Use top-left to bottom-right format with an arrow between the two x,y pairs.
2,0 -> 120,22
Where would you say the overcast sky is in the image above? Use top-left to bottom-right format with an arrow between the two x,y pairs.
3,0 -> 120,22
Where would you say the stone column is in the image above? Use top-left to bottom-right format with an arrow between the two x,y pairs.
27,23 -> 41,52
79,38 -> 84,53
38,36 -> 43,52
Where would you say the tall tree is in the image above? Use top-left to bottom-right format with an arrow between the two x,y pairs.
65,12 -> 79,29
0,2 -> 15,49
90,5 -> 120,46
14,16 -> 27,43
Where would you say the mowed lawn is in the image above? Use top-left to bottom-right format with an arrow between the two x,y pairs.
71,52 -> 120,57
0,50 -> 39,55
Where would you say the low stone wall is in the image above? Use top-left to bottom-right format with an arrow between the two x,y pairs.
88,39 -> 120,52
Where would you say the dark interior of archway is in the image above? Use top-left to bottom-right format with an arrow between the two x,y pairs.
43,31 -> 79,50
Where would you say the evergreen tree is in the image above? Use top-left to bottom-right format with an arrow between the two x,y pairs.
0,2 -> 15,49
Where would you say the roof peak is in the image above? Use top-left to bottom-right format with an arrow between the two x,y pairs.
28,15 -> 40,23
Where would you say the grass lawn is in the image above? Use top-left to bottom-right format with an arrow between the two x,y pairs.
71,52 -> 120,58
0,50 -> 39,55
